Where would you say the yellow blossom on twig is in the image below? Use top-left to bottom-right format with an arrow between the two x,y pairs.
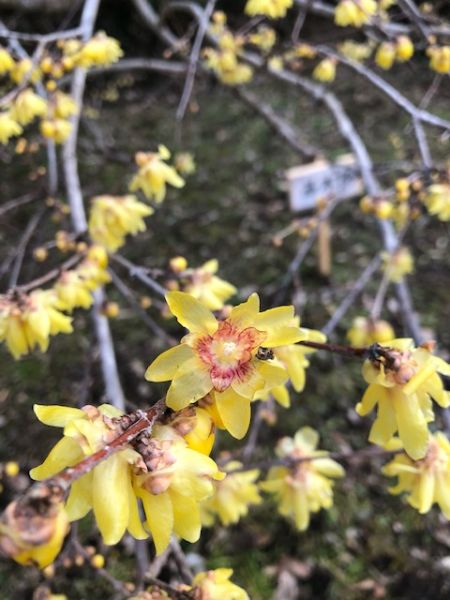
129,146 -> 185,203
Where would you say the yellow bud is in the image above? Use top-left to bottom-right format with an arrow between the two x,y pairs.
375,42 -> 396,70
40,57 -> 53,73
46,80 -> 57,92
62,56 -> 75,71
4,461 -> 19,477
395,178 -> 410,202
166,279 -> 179,291
15,138 -> 27,154
91,554 -> 105,569
140,296 -> 152,309
169,256 -> 188,273
74,554 -> 84,567
76,241 -> 88,253
359,195 -> 373,213
396,36 -> 414,62
50,64 -> 64,79
42,564 -> 55,578
33,247 -> 48,262
103,302 -> 119,318
375,200 -> 393,219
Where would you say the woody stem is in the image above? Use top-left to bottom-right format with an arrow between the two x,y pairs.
298,339 -> 369,358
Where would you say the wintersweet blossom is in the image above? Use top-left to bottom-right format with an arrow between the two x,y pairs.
245,0 -> 293,19
375,42 -> 396,70
73,33 -> 123,68
40,119 -> 72,144
203,45 -> 253,86
201,461 -> 261,526
10,58 -> 40,84
190,569 -> 249,600
52,91 -> 77,119
383,432 -> 450,518
88,194 -> 153,251
0,111 -> 22,144
30,404 -> 148,546
0,47 -> 14,75
357,339 -> 450,460
133,423 -> 224,554
0,290 -> 73,359
347,317 -> 395,348
424,183 -> 450,221
381,246 -> 413,282
169,406 -> 216,455
146,292 -> 302,438
396,36 -> 414,62
334,0 -> 377,28
0,491 -> 69,568
181,259 -> 237,311
260,427 -> 344,531
313,58 -> 336,82
428,46 -> 450,74
11,89 -> 47,125
129,146 -> 185,202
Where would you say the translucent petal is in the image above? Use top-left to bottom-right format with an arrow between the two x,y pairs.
65,472 -> 93,521
166,368 -> 213,411
30,437 -> 83,480
369,391 -> 397,447
294,427 -> 319,451
393,392 -> 429,460
33,404 -> 84,427
92,454 -> 130,545
170,489 -> 201,543
215,388 -> 251,439
145,344 -> 194,382
166,291 -> 217,334
418,470 -> 435,513
140,489 -> 173,555
356,384 -> 381,416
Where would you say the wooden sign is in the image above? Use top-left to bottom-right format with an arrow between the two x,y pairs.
286,154 -> 362,213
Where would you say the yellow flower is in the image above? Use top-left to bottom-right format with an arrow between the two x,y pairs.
146,292 -> 302,439
424,183 -> 450,221
428,46 -> 450,74
313,58 -> 336,82
88,194 -> 153,252
0,111 -> 22,144
0,47 -> 14,75
383,432 -> 450,518
10,89 -> 47,126
381,246 -> 413,282
204,47 -> 253,86
338,40 -> 373,61
40,119 -> 72,144
169,406 -> 216,455
0,489 -> 69,569
52,91 -> 77,119
375,42 -> 396,70
335,0 -> 377,27
201,461 -> 261,526
181,259 -> 236,311
248,27 -> 277,52
129,146 -> 185,203
347,317 -> 395,347
396,36 -> 414,62
10,58 -> 40,84
0,290 -> 73,359
133,423 -> 223,554
174,152 -> 196,175
74,32 -> 123,68
54,247 -> 110,312
261,427 -> 344,531
191,569 -> 249,600
357,339 -> 450,459
245,0 -> 293,19
30,404 -> 148,546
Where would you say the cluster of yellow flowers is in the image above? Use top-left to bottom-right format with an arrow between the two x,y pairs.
245,0 -> 293,19
0,33 -> 122,146
313,57 -> 337,82
427,45 -> 450,74
0,290 -> 73,359
375,36 -> 414,70
261,428 -> 344,531
88,194 -> 153,252
146,291 -> 324,439
129,146 -> 185,203
347,317 -> 395,348
381,246 -> 414,283
30,403 -> 224,558
357,339 -> 450,460
335,0 -> 377,28
167,257 -> 237,311
0,245 -> 109,359
425,182 -> 450,221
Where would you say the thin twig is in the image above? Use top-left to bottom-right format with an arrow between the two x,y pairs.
8,207 -> 46,288
111,254 -> 167,299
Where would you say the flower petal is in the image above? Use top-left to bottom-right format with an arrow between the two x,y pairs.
369,390 -> 397,447
215,388 -> 251,439
65,472 -> 93,521
30,437 -> 83,480
145,344 -> 194,382
33,404 -> 84,427
393,392 -> 429,460
170,489 -> 201,543
166,368 -> 213,411
166,291 -> 217,334
140,489 -> 173,555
